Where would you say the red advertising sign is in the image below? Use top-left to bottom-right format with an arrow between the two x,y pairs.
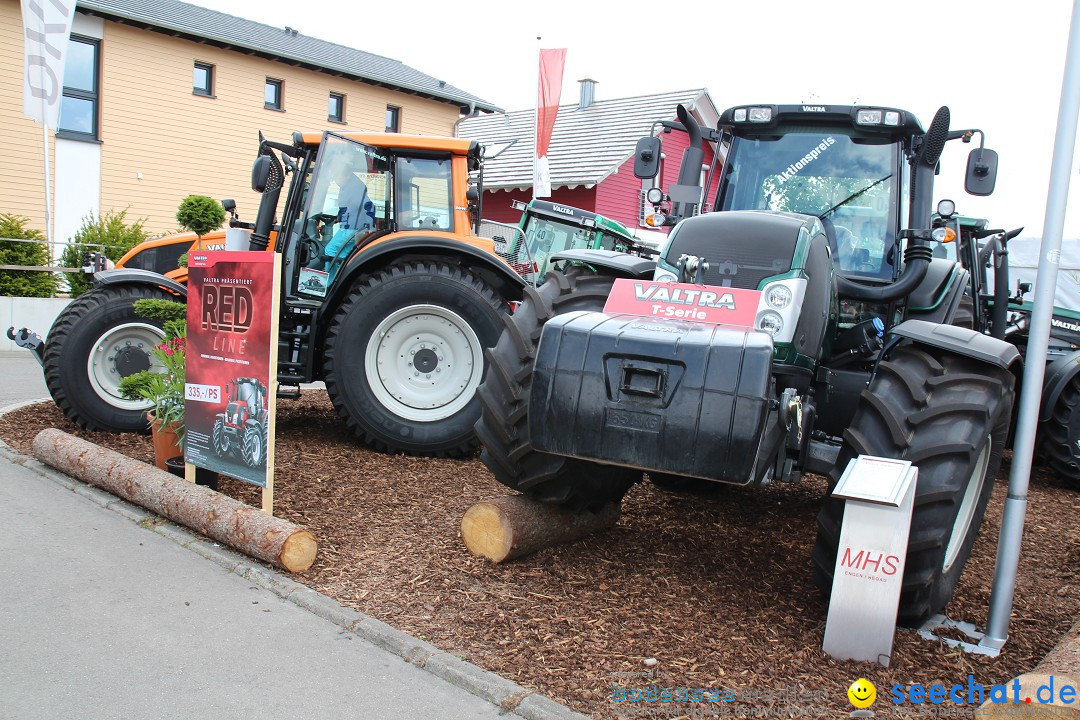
184,251 -> 281,508
602,279 -> 762,327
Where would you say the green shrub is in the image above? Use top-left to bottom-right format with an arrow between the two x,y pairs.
0,214 -> 60,298
119,298 -> 187,444
176,196 -> 225,239
60,209 -> 150,297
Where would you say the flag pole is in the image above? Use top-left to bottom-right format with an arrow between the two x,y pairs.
533,36 -> 541,200
41,122 -> 53,260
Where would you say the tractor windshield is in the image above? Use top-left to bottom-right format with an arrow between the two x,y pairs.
717,132 -> 901,280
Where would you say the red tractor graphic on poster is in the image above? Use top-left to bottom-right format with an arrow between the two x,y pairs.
212,378 -> 269,468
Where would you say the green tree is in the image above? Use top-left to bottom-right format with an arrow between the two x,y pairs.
0,214 -> 60,298
60,209 -> 150,297
175,196 -> 225,239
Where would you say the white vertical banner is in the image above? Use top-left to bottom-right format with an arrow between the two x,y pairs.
22,0 -> 76,130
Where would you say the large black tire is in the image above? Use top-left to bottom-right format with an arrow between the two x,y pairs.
1039,374 -> 1080,489
212,416 -> 230,456
43,285 -> 174,433
324,260 -> 507,457
474,267 -> 641,512
951,295 -> 975,330
812,345 -> 1014,626
241,422 -> 266,468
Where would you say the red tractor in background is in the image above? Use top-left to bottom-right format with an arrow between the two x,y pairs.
212,378 -> 269,468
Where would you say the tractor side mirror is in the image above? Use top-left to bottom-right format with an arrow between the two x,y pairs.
251,156 -> 271,193
965,148 -> 998,196
967,147 -> 997,195
634,136 -> 662,179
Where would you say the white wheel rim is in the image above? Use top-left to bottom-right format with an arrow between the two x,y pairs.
365,304 -> 483,422
87,322 -> 165,411
943,433 -> 992,573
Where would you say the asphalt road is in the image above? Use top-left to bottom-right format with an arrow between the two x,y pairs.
0,350 -> 542,720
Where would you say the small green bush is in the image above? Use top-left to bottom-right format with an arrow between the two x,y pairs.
0,214 -> 60,298
60,209 -> 150,297
176,196 -> 225,239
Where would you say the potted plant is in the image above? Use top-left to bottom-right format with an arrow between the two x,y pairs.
118,298 -> 187,470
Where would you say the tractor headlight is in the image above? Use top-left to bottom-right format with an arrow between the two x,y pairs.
758,311 -> 784,336
646,187 -> 664,205
754,278 -> 807,343
765,284 -> 792,309
856,109 -> 883,125
748,107 -> 772,122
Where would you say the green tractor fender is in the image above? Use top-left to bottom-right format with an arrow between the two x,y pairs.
548,249 -> 656,279
1040,350 -> 1080,423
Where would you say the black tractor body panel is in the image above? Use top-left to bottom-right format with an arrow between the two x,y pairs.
528,311 -> 774,484
662,210 -> 803,290
888,319 -> 1021,369
548,249 -> 656,279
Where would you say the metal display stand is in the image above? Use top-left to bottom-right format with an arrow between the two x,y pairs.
823,456 -> 918,667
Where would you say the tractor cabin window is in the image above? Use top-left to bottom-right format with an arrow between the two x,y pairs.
264,78 -> 283,110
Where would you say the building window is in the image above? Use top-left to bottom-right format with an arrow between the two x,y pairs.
57,35 -> 99,139
265,78 -> 283,110
328,92 -> 345,123
385,105 -> 400,133
193,62 -> 214,96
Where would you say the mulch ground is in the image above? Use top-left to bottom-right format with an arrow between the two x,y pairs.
2,393 -> 1077,719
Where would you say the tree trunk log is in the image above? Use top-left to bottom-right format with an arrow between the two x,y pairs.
32,429 -> 316,573
460,495 -> 620,563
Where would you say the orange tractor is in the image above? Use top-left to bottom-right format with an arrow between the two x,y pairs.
19,131 -> 534,457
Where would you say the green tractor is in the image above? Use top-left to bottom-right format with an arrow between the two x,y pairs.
486,199 -> 657,283
474,103 -> 1020,625
932,204 -> 1080,489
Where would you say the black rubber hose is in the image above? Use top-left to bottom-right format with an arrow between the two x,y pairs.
834,245 -> 933,301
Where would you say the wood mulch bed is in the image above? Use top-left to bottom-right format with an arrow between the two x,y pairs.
2,394 -> 1077,718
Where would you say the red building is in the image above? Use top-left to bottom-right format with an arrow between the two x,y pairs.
458,84 -> 720,245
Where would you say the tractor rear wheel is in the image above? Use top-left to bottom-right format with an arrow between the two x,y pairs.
43,284 -> 173,433
812,345 -> 1014,626
1039,374 -> 1080,489
212,416 -> 230,456
241,423 -> 266,468
324,261 -> 507,457
474,267 -> 641,512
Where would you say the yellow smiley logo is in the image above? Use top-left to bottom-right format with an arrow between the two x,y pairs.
848,678 -> 876,709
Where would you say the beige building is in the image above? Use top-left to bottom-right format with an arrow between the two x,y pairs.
1,0 -> 496,243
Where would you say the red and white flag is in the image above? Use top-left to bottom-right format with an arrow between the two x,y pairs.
533,48 -> 566,198
21,0 -> 76,129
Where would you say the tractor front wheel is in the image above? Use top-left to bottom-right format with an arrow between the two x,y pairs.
324,261 -> 507,457
43,284 -> 173,433
812,345 -> 1014,626
474,267 -> 641,512
812,343 -> 1015,626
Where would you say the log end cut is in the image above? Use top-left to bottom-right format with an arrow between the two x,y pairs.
280,530 -> 318,573
461,495 -> 620,563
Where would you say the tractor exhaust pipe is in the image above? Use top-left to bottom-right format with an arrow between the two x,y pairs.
249,135 -> 287,251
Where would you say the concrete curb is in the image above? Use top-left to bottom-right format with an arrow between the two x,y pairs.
0,400 -> 590,720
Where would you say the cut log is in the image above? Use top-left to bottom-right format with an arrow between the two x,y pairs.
32,429 -> 316,573
460,495 -> 620,563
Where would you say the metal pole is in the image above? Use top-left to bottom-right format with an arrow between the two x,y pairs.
41,123 -> 54,262
982,0 -> 1080,651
